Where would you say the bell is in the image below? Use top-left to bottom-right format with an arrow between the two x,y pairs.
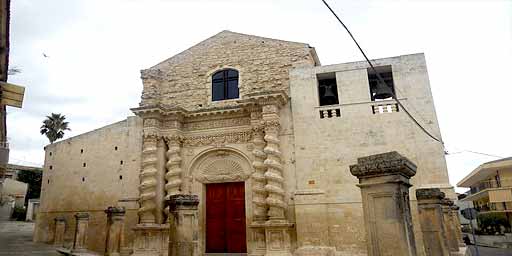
372,81 -> 393,100
322,84 -> 336,98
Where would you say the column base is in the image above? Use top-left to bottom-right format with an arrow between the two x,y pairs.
132,224 -> 169,256
264,220 -> 293,256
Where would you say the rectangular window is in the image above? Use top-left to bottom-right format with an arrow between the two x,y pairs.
317,73 -> 339,106
368,66 -> 395,101
212,81 -> 225,101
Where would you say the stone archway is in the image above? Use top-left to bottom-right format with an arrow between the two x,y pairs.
187,148 -> 253,254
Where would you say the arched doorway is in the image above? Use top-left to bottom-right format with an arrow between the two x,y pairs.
188,148 -> 252,254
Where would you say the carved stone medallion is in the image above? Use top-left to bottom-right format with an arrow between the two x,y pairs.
189,149 -> 252,184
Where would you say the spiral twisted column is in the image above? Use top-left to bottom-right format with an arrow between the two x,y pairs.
138,134 -> 158,223
251,125 -> 267,221
263,119 -> 286,220
164,135 -> 183,212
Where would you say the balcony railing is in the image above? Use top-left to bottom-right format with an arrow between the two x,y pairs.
475,202 -> 512,213
468,179 -> 512,195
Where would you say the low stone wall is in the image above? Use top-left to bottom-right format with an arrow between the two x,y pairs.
466,233 -> 512,248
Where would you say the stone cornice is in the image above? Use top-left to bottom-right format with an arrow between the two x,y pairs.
238,90 -> 289,107
416,188 -> 445,200
349,151 -> 417,179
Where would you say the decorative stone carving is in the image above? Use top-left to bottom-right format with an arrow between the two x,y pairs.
164,135 -> 183,213
349,151 -> 417,179
182,130 -> 252,147
143,118 -> 161,137
190,149 -> 252,184
167,194 -> 200,256
183,117 -> 251,131
252,125 -> 267,221
349,152 -> 417,256
139,134 -> 158,223
263,119 -> 285,220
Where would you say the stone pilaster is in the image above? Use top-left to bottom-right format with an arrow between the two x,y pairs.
54,216 -> 66,247
416,188 -> 450,256
441,199 -> 459,252
262,104 -> 285,221
105,206 -> 126,256
164,135 -> 183,212
167,194 -> 200,256
349,151 -> 417,256
156,138 -> 167,224
250,111 -> 268,256
72,212 -> 89,253
139,134 -> 158,224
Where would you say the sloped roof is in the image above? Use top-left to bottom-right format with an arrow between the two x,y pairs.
148,30 -> 320,70
457,157 -> 512,187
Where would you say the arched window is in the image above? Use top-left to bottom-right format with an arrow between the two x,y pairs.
212,69 -> 239,101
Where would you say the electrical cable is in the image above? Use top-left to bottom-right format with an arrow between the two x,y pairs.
320,0 -> 444,144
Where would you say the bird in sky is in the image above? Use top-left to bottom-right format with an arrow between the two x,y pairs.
43,53 -> 49,58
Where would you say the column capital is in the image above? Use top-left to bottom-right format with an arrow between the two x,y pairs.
350,151 -> 417,179
167,194 -> 199,210
74,212 -> 89,220
416,188 -> 445,200
54,216 -> 66,222
105,206 -> 126,215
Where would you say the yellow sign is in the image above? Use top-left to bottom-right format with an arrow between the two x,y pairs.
0,81 -> 25,108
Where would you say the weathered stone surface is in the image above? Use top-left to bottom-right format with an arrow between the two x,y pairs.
105,206 -> 127,256
416,188 -> 450,256
350,151 -> 417,179
35,31 -> 455,256
167,194 -> 199,256
54,216 -> 66,247
72,212 -> 90,252
350,152 -> 417,256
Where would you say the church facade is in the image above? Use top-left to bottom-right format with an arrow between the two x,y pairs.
34,31 -> 454,256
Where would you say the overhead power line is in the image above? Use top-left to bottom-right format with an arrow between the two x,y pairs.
320,0 -> 444,144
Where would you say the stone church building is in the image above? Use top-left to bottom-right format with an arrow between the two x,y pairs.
34,31 -> 455,255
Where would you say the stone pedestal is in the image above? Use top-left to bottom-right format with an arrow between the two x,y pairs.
72,212 -> 89,253
132,224 -> 169,256
263,221 -> 293,256
54,216 -> 66,247
349,151 -> 417,256
249,222 -> 267,256
451,205 -> 465,247
416,188 -> 450,256
167,194 -> 199,256
105,206 -> 127,256
441,199 -> 459,252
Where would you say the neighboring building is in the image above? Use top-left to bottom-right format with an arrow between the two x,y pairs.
34,31 -> 454,255
0,0 -> 11,177
457,157 -> 512,228
456,193 -> 477,230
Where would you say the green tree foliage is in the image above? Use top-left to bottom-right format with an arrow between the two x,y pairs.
40,113 -> 70,143
16,170 -> 42,205
477,212 -> 511,234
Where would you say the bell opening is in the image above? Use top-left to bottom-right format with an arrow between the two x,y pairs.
368,66 -> 395,101
317,73 -> 339,106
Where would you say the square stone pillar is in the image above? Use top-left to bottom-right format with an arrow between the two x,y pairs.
451,205 -> 465,247
54,216 -> 66,247
441,199 -> 459,252
349,151 -> 417,256
416,188 -> 450,256
72,212 -> 89,253
167,194 -> 199,256
105,206 -> 126,256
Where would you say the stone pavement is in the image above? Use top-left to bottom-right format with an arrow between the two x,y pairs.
0,220 -> 59,256
467,245 -> 512,256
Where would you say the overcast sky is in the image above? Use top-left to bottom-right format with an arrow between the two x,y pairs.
6,0 -> 512,192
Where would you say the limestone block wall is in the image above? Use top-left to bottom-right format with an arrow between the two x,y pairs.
34,116 -> 143,253
140,30 -> 318,110
289,53 -> 454,255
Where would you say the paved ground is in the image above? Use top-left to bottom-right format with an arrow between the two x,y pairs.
0,203 -> 59,256
467,245 -> 512,256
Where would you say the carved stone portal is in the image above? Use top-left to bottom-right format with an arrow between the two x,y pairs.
189,149 -> 252,184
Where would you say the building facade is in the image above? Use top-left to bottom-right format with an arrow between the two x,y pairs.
35,31 -> 454,255
457,157 -> 512,230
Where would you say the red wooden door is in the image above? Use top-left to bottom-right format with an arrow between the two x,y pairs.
206,182 -> 246,253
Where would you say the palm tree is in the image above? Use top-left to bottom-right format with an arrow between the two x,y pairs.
40,113 -> 71,143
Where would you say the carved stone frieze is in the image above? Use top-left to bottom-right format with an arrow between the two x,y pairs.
182,130 -> 253,147
183,117 -> 251,131
164,135 -> 184,212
